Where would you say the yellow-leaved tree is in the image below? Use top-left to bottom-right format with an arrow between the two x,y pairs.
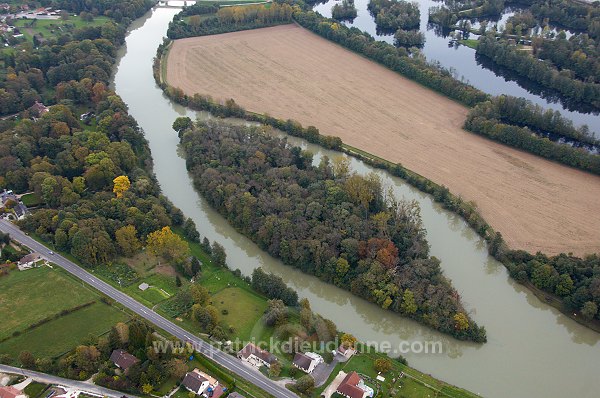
112,175 -> 130,198
146,226 -> 190,265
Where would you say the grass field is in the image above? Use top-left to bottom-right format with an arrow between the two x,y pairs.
0,300 -> 128,358
19,192 -> 42,207
210,287 -> 267,341
12,16 -> 110,44
0,266 -> 100,339
23,383 -> 48,398
166,24 -> 600,256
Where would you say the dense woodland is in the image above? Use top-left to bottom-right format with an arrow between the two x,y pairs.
368,0 -> 420,32
180,120 -> 486,342
0,1 -> 199,270
167,3 -> 294,39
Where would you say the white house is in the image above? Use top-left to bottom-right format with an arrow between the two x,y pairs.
181,369 -> 224,397
237,342 -> 278,369
292,352 -> 324,374
17,252 -> 44,271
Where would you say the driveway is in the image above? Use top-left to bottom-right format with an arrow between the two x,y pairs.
312,357 -> 339,387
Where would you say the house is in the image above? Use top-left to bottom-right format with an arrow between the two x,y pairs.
0,189 -> 28,220
0,386 -> 27,398
336,371 -> 373,398
292,352 -> 323,374
17,252 -> 44,270
237,342 -> 277,368
110,349 -> 140,371
181,369 -> 223,397
337,344 -> 356,359
29,101 -> 49,118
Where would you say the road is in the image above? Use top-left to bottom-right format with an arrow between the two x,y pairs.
0,364 -> 136,398
0,220 -> 296,398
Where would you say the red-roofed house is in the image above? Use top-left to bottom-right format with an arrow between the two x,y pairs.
0,386 -> 27,398
336,371 -> 370,398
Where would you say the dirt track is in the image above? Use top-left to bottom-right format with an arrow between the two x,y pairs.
166,24 -> 600,256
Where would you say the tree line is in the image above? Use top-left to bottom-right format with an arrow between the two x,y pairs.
464,96 -> 600,175
476,34 -> 600,111
167,3 -> 295,39
179,119 -> 486,342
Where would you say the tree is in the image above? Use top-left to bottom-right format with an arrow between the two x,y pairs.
581,301 -> 598,320
190,257 -> 201,275
176,275 -> 182,287
113,175 -> 131,198
18,351 -> 35,368
295,374 -> 315,394
113,322 -> 129,344
341,333 -> 357,348
115,225 -> 141,257
268,361 -> 282,378
374,357 -> 392,373
453,312 -> 470,331
167,358 -> 187,380
555,274 -> 574,297
146,226 -> 190,265
264,299 -> 287,326
142,384 -> 153,394
400,289 -> 417,314
172,117 -> 193,134
211,241 -> 227,267
183,218 -> 200,242
189,284 -> 210,306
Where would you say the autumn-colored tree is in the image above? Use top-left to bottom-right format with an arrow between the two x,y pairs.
374,357 -> 392,373
454,312 -> 470,331
115,225 -> 141,257
268,361 -> 282,378
400,289 -> 417,314
341,333 -> 357,348
113,322 -> 129,344
113,175 -> 131,198
146,226 -> 190,265
142,384 -> 153,394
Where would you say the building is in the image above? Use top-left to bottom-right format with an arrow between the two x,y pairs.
181,369 -> 224,397
0,189 -> 29,220
0,386 -> 27,398
292,352 -> 323,374
29,101 -> 49,118
237,342 -> 277,369
17,252 -> 44,271
336,371 -> 373,398
110,349 -> 140,372
337,344 -> 356,359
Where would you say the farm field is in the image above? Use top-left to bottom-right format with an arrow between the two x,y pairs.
0,266 -> 128,357
166,24 -> 600,256
0,266 -> 100,339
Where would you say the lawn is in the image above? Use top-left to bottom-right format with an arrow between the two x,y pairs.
210,287 -> 267,341
12,16 -> 110,44
0,266 -> 100,339
20,192 -> 42,207
23,383 -> 48,398
123,273 -> 179,307
0,301 -> 128,358
336,349 -> 480,398
459,39 -> 478,49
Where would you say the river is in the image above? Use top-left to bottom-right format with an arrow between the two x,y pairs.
312,0 -> 600,135
112,7 -> 600,398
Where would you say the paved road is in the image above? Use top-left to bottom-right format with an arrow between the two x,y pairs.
0,220 -> 295,398
0,364 -> 136,398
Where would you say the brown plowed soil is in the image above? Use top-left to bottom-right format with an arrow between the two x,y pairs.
166,24 -> 600,256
